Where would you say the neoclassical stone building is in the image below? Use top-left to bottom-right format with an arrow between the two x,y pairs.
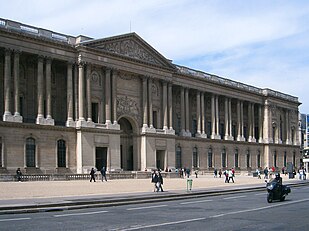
0,18 -> 301,175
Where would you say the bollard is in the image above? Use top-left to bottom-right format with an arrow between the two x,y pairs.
187,178 -> 193,191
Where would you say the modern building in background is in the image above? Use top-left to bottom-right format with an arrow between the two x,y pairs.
0,18 -> 301,175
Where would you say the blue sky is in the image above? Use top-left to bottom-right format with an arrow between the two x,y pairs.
1,0 -> 309,112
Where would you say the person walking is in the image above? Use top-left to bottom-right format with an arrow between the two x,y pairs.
214,169 -> 218,178
264,167 -> 269,179
157,171 -> 164,192
16,168 -> 22,182
151,170 -> 158,192
228,169 -> 234,183
90,168 -> 96,182
100,166 -> 107,182
224,170 -> 229,183
219,169 -> 222,178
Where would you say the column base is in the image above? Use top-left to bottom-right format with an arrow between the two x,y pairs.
66,119 -> 76,127
196,133 -> 207,138
106,122 -> 120,130
76,120 -> 88,128
259,138 -> 264,143
211,134 -> 221,140
224,135 -> 234,141
3,114 -> 23,123
164,128 -> 175,135
237,136 -> 246,142
180,130 -> 191,137
142,126 -> 156,134
45,118 -> 55,125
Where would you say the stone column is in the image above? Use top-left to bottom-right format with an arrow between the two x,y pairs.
112,71 -> 118,125
251,103 -> 256,142
196,91 -> 201,135
163,81 -> 168,130
3,49 -> 12,121
36,56 -> 44,124
224,97 -> 229,140
66,62 -> 75,127
77,56 -> 86,124
86,65 -> 92,122
45,58 -> 54,125
168,83 -> 173,130
105,69 -> 112,125
142,77 -> 148,128
240,101 -> 244,140
180,87 -> 185,135
13,50 -> 22,122
74,64 -> 79,121
211,94 -> 216,139
248,103 -> 253,142
286,110 -> 290,144
237,100 -> 241,141
148,78 -> 153,128
201,92 -> 206,136
263,100 -> 272,143
215,95 -> 219,138
229,98 -> 233,139
258,104 -> 263,143
185,88 -> 190,134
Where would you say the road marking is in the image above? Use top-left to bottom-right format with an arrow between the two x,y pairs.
180,199 -> 213,205
210,197 -> 309,218
120,217 -> 206,230
54,210 -> 108,217
0,217 -> 31,222
126,205 -> 167,211
223,195 -> 247,200
254,193 -> 266,196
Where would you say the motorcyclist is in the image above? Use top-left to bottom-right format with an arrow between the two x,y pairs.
274,173 -> 282,185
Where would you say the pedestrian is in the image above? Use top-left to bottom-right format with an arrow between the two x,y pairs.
224,170 -> 229,183
186,168 -> 190,178
228,169 -> 234,183
219,169 -> 222,178
151,170 -> 158,192
16,168 -> 22,182
100,166 -> 107,182
231,168 -> 235,178
195,169 -> 198,178
214,169 -> 218,178
264,167 -> 269,179
90,168 -> 96,182
157,171 -> 164,192
256,169 -> 261,179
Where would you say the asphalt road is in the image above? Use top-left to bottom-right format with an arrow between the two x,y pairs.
1,185 -> 309,231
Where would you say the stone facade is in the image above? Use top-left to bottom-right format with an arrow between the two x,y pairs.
0,18 -> 301,174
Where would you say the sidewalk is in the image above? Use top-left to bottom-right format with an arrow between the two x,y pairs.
0,174 -> 306,214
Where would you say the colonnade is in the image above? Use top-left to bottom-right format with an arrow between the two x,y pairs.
1,49 -> 295,145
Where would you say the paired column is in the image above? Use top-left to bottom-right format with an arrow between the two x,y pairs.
142,77 -> 148,128
66,62 -> 75,127
168,83 -> 173,130
163,82 -> 168,130
148,78 -> 153,128
258,105 -> 263,143
237,100 -> 245,141
248,103 -> 256,142
3,49 -> 23,122
77,56 -> 86,124
185,88 -> 190,135
180,87 -> 185,134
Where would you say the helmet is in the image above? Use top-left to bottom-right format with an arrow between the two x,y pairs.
275,173 -> 280,179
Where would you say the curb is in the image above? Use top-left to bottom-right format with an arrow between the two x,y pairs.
0,181 -> 308,215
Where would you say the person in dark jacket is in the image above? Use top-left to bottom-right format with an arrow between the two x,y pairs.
90,168 -> 96,182
157,171 -> 164,192
100,166 -> 107,182
16,168 -> 22,182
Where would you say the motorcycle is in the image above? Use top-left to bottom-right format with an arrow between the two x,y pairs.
265,180 -> 291,203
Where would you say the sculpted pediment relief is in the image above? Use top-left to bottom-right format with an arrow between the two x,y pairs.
83,33 -> 174,69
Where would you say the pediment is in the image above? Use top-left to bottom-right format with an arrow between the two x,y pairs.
82,33 -> 175,69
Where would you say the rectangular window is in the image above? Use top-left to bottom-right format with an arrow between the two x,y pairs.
92,103 -> 98,123
220,123 -> 224,139
246,151 -> 250,168
192,119 -> 197,137
257,152 -> 261,168
208,150 -> 212,168
232,124 -> 236,140
207,122 -> 211,137
193,149 -> 198,168
284,152 -> 287,167
222,151 -> 226,168
235,152 -> 239,168
153,111 -> 158,129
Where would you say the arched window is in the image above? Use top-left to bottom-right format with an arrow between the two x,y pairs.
57,139 -> 66,168
175,146 -> 182,169
193,147 -> 198,168
221,148 -> 226,168
234,149 -> 239,168
26,138 -> 36,167
284,151 -> 287,167
246,149 -> 251,168
208,148 -> 213,168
